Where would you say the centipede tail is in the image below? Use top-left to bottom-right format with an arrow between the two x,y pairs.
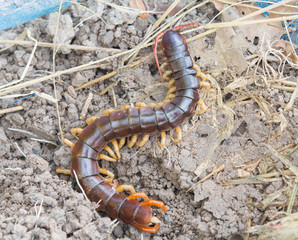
66,25 -> 205,233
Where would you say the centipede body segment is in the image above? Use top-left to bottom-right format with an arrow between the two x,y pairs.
60,25 -> 208,233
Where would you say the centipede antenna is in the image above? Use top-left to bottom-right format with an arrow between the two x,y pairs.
154,31 -> 167,80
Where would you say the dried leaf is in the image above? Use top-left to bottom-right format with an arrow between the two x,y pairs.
189,27 -> 248,74
147,2 -> 182,16
285,42 -> 298,64
129,0 -> 148,18
248,212 -> 298,240
211,0 -> 288,52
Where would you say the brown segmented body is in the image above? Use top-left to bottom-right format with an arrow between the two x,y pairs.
70,29 -> 202,233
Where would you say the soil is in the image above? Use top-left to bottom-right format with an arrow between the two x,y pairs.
0,1 -> 297,240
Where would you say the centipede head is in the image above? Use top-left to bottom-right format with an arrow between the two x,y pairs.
132,200 -> 167,233
154,23 -> 200,80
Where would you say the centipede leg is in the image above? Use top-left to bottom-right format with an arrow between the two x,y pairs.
120,105 -> 132,110
200,81 -> 211,92
111,140 -> 121,159
133,223 -> 160,233
193,64 -> 207,81
127,192 -> 149,201
193,64 -> 210,93
116,184 -> 136,194
136,102 -> 147,107
103,145 -> 117,159
147,103 -> 157,107
56,168 -> 71,175
160,62 -> 169,73
119,138 -> 126,149
136,134 -> 150,147
98,153 -> 117,162
70,128 -> 84,139
167,86 -> 176,95
127,135 -> 138,148
169,126 -> 182,143
195,99 -> 207,115
103,108 -> 115,115
162,70 -> 173,80
99,167 -> 114,183
63,138 -> 74,148
164,86 -> 176,102
140,200 -> 167,213
168,78 -> 175,88
157,131 -> 166,148
86,116 -> 97,125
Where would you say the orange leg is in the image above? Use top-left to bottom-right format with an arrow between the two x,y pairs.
141,200 -> 167,213
133,222 -> 159,233
168,78 -> 175,88
160,62 -> 169,73
136,102 -> 146,107
116,185 -> 136,194
193,64 -> 207,82
136,134 -> 150,147
56,168 -> 71,175
127,192 -> 149,201
162,70 -> 172,80
193,64 -> 210,92
169,126 -> 182,143
86,116 -> 97,125
196,99 -> 207,115
147,103 -> 156,107
200,81 -> 211,92
121,105 -> 131,110
119,138 -> 126,149
103,108 -> 115,115
99,168 -> 115,183
70,128 -> 83,139
63,138 -> 74,148
98,154 -> 117,162
111,140 -> 121,159
167,94 -> 175,100
128,135 -> 138,148
167,86 -> 176,94
157,131 -> 166,148
103,145 -> 117,159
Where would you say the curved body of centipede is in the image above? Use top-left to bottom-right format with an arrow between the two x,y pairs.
60,25 -> 208,233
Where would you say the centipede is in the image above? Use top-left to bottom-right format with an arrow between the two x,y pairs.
57,23 -> 209,233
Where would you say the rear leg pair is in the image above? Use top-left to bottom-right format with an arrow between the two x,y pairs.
57,165 -> 166,233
